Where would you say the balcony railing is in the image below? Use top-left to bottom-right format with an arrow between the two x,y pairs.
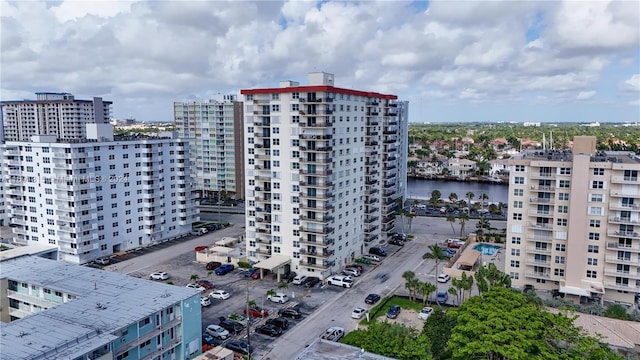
529,198 -> 554,204
604,269 -> 640,279
604,282 -> 638,291
606,241 -> 640,251
525,247 -> 551,255
608,230 -> 640,239
605,256 -> 637,264
608,216 -> 640,224
526,271 -> 550,279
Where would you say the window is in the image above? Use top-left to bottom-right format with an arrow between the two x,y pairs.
512,213 -> 522,220
587,258 -> 598,266
589,194 -> 603,202
589,207 -> 603,215
556,218 -> 567,226
590,220 -> 601,228
514,177 -> 524,184
591,181 -> 604,189
588,232 -> 600,240
558,193 -> 569,201
555,244 -> 566,251
511,237 -> 521,244
593,168 -> 604,176
554,269 -> 565,276
513,189 -> 523,196
511,249 -> 520,256
587,245 -> 599,253
559,167 -> 571,175
513,201 -> 523,208
510,260 -> 520,268
558,206 -> 568,214
510,272 -> 520,279
558,180 -> 570,188
514,165 -> 525,172
555,256 -> 565,264
586,270 -> 597,278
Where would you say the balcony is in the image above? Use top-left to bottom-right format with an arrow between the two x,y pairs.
605,255 -> 638,264
299,203 -> 334,212
528,211 -> 553,218
530,173 -> 556,180
300,215 -> 334,223
604,269 -> 640,280
608,216 -> 640,225
300,259 -> 334,270
529,222 -> 553,230
529,198 -> 554,205
609,203 -> 640,212
299,180 -> 333,188
299,157 -> 333,165
257,227 -> 272,234
304,248 -> 335,258
607,230 -> 640,239
525,247 -> 552,255
366,120 -> 379,126
526,271 -> 550,279
300,225 -> 334,234
299,169 -> 332,176
365,234 -> 379,242
365,198 -> 379,205
300,121 -> 332,128
609,191 -> 639,198
604,282 -> 638,291
525,259 -> 551,267
611,176 -> 639,184
256,247 -> 271,255
606,241 -> 640,252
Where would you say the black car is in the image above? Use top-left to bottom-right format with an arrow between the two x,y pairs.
369,247 -> 387,257
255,324 -> 283,337
266,316 -> 289,330
386,304 -> 401,319
283,271 -> 297,283
206,261 -> 222,270
365,293 -> 381,304
388,238 -> 404,246
225,340 -> 252,355
218,317 -> 244,334
303,277 -> 320,288
278,307 -> 302,319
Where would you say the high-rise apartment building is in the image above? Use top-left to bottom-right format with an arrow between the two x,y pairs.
506,136 -> 640,307
2,125 -> 199,264
174,95 -> 245,199
1,92 -> 112,141
1,254 -> 202,360
240,72 -> 408,279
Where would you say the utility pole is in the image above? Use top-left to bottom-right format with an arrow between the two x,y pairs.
246,284 -> 251,357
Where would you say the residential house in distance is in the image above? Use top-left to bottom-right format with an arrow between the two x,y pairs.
506,136 -> 640,308
2,124 -> 199,264
174,95 -> 245,200
240,72 -> 409,280
447,158 -> 476,179
0,253 -> 202,360
0,92 -> 111,142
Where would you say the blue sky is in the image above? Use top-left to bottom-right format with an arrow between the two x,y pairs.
1,0 -> 638,123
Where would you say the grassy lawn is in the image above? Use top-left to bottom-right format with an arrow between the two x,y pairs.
361,295 -> 424,325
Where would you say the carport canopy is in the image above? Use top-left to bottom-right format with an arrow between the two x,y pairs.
457,249 -> 481,267
254,254 -> 291,272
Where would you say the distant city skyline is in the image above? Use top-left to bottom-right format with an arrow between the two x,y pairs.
1,1 -> 638,124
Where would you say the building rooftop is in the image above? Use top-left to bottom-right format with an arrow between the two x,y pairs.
295,339 -> 396,360
518,149 -> 640,165
0,256 -> 200,359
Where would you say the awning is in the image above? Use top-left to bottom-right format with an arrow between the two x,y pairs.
254,254 -> 291,271
215,237 -> 238,246
559,286 -> 591,297
457,249 -> 481,267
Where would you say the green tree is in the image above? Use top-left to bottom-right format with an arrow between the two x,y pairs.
479,193 -> 489,213
446,287 -> 623,360
417,281 -> 437,305
458,212 -> 469,237
424,308 -> 456,360
603,304 -> 632,321
448,192 -> 458,204
402,270 -> 418,301
430,190 -> 442,210
446,215 -> 457,235
465,191 -> 474,214
423,245 -> 449,296
341,321 -> 432,359
277,281 -> 289,291
266,289 -> 276,299
190,274 -> 199,282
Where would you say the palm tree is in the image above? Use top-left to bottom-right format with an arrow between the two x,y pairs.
430,190 -> 441,210
459,272 -> 474,302
422,244 -> 449,295
266,289 -> 276,298
190,274 -> 199,282
407,212 -> 416,232
448,192 -> 458,205
479,193 -> 489,212
448,287 -> 458,305
408,278 -> 420,302
451,278 -> 463,305
458,212 -> 469,237
278,281 -> 289,291
465,191 -> 475,214
402,271 -> 417,300
418,281 -> 437,305
446,215 -> 457,235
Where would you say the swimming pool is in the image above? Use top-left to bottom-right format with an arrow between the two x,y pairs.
473,243 -> 502,256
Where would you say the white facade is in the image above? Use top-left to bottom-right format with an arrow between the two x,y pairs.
241,72 -> 407,279
1,92 -> 111,141
506,137 -> 640,307
2,129 -> 198,264
174,95 -> 245,199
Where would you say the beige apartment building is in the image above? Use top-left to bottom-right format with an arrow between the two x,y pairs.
506,136 -> 640,308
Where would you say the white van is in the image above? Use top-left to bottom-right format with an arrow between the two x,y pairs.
292,275 -> 307,285
362,254 -> 381,262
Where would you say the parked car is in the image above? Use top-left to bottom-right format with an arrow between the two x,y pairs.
255,324 -> 283,337
283,271 -> 297,283
390,232 -> 407,241
244,268 -> 259,277
266,317 -> 289,330
95,258 -> 111,265
251,270 -> 263,279
388,238 -> 405,246
292,275 -> 307,285
209,290 -> 230,300
418,307 -> 434,320
205,324 -> 230,340
369,247 -> 387,257
202,333 -> 222,347
195,245 -> 207,252
437,274 -> 451,283
320,327 -> 345,342
200,296 -> 211,307
278,307 -> 302,319
447,238 -> 465,248
303,277 -> 320,288
186,283 -> 206,292
196,280 -> 214,289
243,306 -> 268,318
327,275 -> 353,288
267,293 -> 289,304
362,254 -> 381,262
215,264 -> 235,275
345,264 -> 364,273
149,271 -> 169,280
225,340 -> 252,356
436,290 -> 449,303
365,293 -> 381,304
386,304 -> 401,319
351,307 -> 369,319
218,317 -> 244,334
342,268 -> 361,277
206,261 -> 222,270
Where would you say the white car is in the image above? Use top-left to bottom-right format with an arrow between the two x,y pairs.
149,272 -> 169,280
267,293 -> 289,304
200,296 -> 211,307
342,268 -> 361,277
418,306 -> 434,320
292,275 -> 307,285
437,274 -> 451,283
209,290 -> 231,300
351,307 -> 369,319
186,283 -> 206,292
361,254 -> 381,262
206,324 -> 230,340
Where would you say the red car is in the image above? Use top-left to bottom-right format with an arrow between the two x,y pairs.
243,306 -> 268,318
195,246 -> 207,252
196,280 -> 214,289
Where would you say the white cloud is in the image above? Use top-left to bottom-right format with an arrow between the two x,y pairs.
624,74 -> 640,92
51,0 -> 134,22
576,91 -> 596,100
629,99 -> 640,106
